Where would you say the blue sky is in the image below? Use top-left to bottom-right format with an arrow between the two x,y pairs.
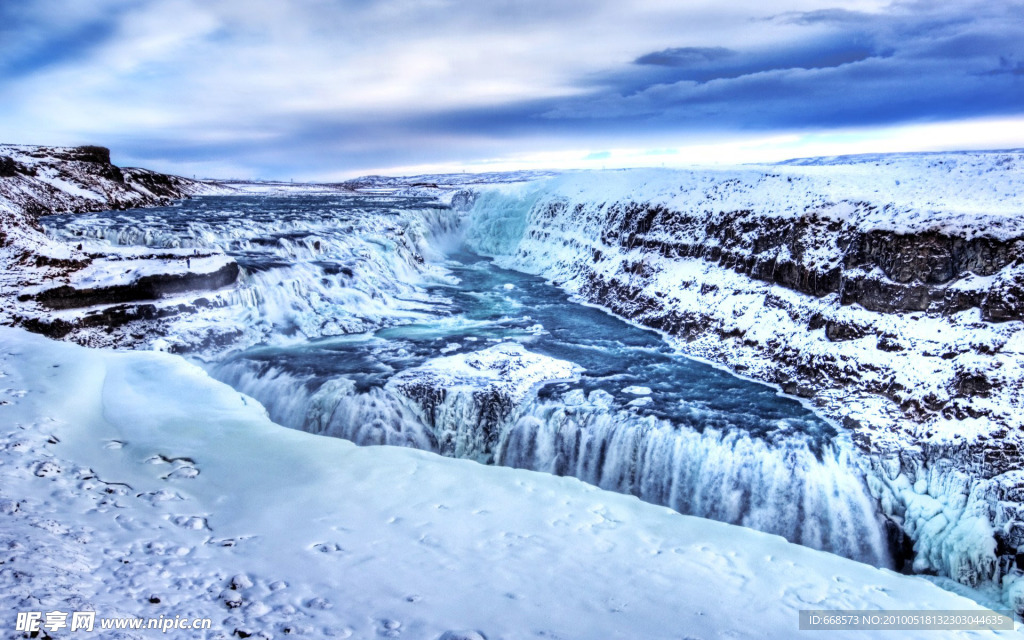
1,0 -> 1022,179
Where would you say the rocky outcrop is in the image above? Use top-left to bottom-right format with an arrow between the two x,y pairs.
0,143 -> 232,348
0,144 -> 212,226
387,343 -> 581,462
24,260 -> 239,310
587,200 -> 1024,319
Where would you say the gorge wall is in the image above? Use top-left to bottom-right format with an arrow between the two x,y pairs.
5,142 -> 1024,610
0,144 -> 239,348
465,151 -> 1024,607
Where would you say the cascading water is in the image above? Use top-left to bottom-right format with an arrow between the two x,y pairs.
44,191 -> 894,569
43,195 -> 464,347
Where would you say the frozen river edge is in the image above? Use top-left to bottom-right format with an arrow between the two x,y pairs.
0,326 -> 1015,639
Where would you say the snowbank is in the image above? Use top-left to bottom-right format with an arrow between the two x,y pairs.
0,326 -> 1013,639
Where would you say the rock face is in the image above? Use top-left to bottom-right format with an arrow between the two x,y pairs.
465,152 -> 1024,600
387,342 -> 581,462
0,144 -> 211,223
0,144 -> 233,347
25,259 -> 240,310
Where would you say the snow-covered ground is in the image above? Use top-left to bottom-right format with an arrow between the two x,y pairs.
5,144 -> 1024,633
0,326 -> 1015,639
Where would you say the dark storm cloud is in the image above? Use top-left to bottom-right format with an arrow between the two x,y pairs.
541,0 -> 1024,131
634,47 -> 736,67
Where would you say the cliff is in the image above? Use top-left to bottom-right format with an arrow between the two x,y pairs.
465,151 -> 1024,608
0,144 -> 237,347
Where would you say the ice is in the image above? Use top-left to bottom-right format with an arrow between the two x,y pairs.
8,148 -> 1024,616
217,338 -> 892,564
0,326 -> 1010,639
35,195 -> 465,351
461,153 -> 1024,593
622,385 -> 652,395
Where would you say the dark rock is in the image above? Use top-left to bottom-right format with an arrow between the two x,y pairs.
33,261 -> 240,310
845,230 -> 1018,284
0,155 -> 36,178
0,156 -> 18,177
67,145 -> 112,164
885,518 -> 916,573
982,264 -> 1024,322
876,335 -> 905,352
825,320 -> 868,341
840,272 -> 939,313
954,371 -> 994,397
942,286 -> 986,315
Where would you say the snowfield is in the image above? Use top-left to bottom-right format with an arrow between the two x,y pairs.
0,326 -> 1015,639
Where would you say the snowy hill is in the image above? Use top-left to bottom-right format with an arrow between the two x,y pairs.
0,144 -> 217,220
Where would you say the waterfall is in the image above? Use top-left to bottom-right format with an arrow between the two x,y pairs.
42,197 -> 465,347
211,357 -> 892,567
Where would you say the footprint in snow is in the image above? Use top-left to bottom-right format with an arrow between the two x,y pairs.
230,574 -> 255,590
305,597 -> 332,610
379,619 -> 402,637
163,465 -> 200,480
439,632 -> 487,640
313,542 -> 346,554
172,515 -> 210,531
138,489 -> 186,505
33,460 -> 61,477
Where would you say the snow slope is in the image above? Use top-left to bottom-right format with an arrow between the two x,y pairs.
0,326 -> 1015,639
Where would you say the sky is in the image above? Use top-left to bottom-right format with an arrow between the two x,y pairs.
1,0 -> 1023,179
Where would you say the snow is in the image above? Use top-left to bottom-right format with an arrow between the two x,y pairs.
389,342 -> 581,404
0,325 -> 1014,639
622,385 -> 652,395
32,196 -> 464,352
5,146 -> 1024,629
461,151 -> 1024,597
470,151 -> 1024,241
23,251 -> 235,294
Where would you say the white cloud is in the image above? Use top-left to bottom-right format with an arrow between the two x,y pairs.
0,0 -> 1020,177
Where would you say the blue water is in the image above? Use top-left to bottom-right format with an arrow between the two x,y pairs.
225,247 -> 833,446
43,194 -> 890,565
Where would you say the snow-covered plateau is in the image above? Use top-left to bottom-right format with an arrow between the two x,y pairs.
3,144 -> 1024,635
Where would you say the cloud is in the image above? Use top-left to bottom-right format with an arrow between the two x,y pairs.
543,0 -> 1024,128
0,0 -> 1021,178
635,47 -> 735,67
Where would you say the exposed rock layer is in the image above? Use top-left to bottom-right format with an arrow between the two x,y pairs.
0,144 -> 231,346
465,156 -> 1024,607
